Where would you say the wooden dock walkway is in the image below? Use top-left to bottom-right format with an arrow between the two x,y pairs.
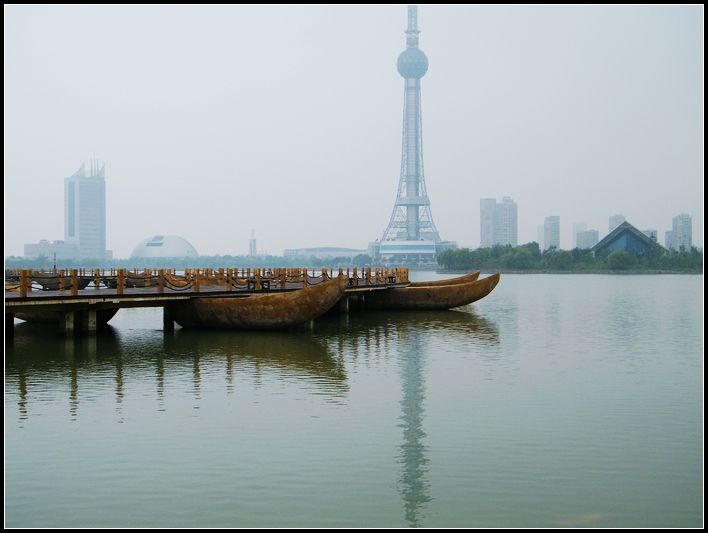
5,267 -> 410,337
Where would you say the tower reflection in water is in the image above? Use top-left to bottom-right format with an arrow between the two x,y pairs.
325,309 -> 499,527
6,308 -> 499,526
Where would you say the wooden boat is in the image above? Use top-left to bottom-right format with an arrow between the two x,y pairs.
33,275 -> 92,291
14,308 -> 119,326
361,273 -> 501,311
409,271 -> 480,287
105,273 -> 156,289
5,273 -> 92,291
169,276 -> 348,330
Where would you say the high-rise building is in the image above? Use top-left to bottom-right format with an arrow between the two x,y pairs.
479,199 -> 496,248
642,229 -> 658,243
576,229 -> 599,250
609,214 -> 626,232
665,230 -> 675,251
670,214 -> 692,251
572,223 -> 587,248
375,6 -> 455,260
480,197 -> 517,247
544,216 -> 560,250
64,160 -> 106,261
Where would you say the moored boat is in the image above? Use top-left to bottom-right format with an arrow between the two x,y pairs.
409,271 -> 480,287
168,276 -> 347,330
33,275 -> 92,291
361,273 -> 500,311
14,308 -> 120,326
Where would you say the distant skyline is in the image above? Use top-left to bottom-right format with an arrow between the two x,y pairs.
5,5 -> 703,258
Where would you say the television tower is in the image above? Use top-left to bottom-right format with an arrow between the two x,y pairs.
381,5 -> 441,244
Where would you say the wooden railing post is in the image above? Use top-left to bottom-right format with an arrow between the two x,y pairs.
302,268 -> 308,289
255,268 -> 261,290
194,269 -> 201,292
227,269 -> 233,292
94,268 -> 101,290
70,269 -> 78,296
117,269 -> 125,295
19,270 -> 28,298
158,269 -> 165,294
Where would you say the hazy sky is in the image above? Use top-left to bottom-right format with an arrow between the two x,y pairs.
4,5 -> 703,257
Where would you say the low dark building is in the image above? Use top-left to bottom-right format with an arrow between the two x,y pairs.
591,221 -> 665,257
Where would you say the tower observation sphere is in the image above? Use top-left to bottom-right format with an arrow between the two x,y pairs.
397,48 -> 428,79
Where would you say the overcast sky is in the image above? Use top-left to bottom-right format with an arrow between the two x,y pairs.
4,4 -> 703,257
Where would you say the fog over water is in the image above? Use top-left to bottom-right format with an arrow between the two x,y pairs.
4,5 -> 703,257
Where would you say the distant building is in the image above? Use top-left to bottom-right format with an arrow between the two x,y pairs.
670,214 -> 692,251
544,216 -> 560,250
24,239 -> 78,261
479,199 -> 496,248
130,235 -> 199,259
65,160 -> 107,260
576,230 -> 599,250
284,247 -> 367,259
248,230 -> 257,257
480,196 -> 518,247
572,223 -> 587,248
665,230 -> 675,251
537,224 -> 544,250
609,214 -> 626,232
592,221 -> 664,257
642,229 -> 658,243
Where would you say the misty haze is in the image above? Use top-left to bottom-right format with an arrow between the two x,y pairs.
4,5 -> 702,259
4,4 -> 703,529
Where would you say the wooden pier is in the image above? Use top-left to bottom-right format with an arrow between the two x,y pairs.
5,267 -> 410,337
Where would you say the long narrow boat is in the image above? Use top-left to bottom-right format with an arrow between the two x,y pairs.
34,275 -> 92,291
4,274 -> 92,291
409,271 -> 480,287
362,273 -> 500,311
169,276 -> 347,330
14,308 -> 119,326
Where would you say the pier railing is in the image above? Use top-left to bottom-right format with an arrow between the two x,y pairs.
5,267 -> 410,298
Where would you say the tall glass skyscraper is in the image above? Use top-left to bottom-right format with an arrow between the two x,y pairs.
64,160 -> 106,261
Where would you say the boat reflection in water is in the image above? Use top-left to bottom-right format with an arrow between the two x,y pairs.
6,307 -> 499,527
6,322 -> 351,419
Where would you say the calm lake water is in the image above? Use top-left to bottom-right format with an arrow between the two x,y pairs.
5,273 -> 703,527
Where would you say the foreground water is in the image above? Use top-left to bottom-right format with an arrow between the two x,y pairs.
5,273 -> 703,527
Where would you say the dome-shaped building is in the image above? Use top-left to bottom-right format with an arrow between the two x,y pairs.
130,235 -> 199,259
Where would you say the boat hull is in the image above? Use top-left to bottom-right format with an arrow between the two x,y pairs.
14,308 -> 119,326
409,271 -> 480,287
169,276 -> 347,330
362,273 -> 500,310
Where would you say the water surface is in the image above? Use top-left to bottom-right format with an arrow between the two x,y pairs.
5,273 -> 703,527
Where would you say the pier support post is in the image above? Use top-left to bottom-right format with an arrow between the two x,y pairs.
80,309 -> 97,335
338,296 -> 349,314
59,311 -> 75,337
5,313 -> 14,341
163,307 -> 175,332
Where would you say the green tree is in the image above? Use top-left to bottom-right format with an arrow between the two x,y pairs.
607,250 -> 635,270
